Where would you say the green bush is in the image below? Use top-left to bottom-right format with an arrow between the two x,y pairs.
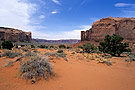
50,45 -> 54,48
21,45 -> 25,47
82,43 -> 97,53
67,46 -> 72,49
2,41 -> 13,50
57,49 -> 63,53
99,34 -> 131,56
59,45 -> 66,49
31,45 -> 35,48
78,45 -> 83,49
15,44 -> 18,48
38,45 -> 48,49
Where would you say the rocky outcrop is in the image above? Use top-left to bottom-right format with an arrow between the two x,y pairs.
81,17 -> 135,48
81,17 -> 135,42
0,27 -> 32,42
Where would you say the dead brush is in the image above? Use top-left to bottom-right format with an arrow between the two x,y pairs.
2,50 -> 22,58
45,52 -> 68,61
97,58 -> 112,66
20,55 -> 53,84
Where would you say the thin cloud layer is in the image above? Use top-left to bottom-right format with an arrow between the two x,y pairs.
0,0 -> 36,31
115,3 -> 135,7
52,0 -> 61,5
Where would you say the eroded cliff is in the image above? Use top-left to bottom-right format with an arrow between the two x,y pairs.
0,27 -> 32,42
81,17 -> 135,48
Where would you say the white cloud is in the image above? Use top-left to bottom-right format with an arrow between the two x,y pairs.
114,3 -> 135,17
51,10 -> 58,14
0,0 -> 49,39
0,0 -> 37,31
39,25 -> 91,40
52,0 -> 61,5
39,15 -> 45,19
115,3 -> 135,7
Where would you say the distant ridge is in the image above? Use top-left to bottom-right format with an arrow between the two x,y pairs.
33,38 -> 80,44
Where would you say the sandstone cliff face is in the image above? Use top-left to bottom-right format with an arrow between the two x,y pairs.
81,17 -> 135,42
0,27 -> 32,42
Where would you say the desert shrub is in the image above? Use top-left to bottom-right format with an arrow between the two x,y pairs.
20,55 -> 53,83
97,58 -> 112,66
45,52 -> 68,61
33,50 -> 39,53
21,45 -> 25,47
31,45 -> 35,48
125,52 -> 135,62
50,45 -> 54,48
2,51 -> 22,58
25,51 -> 37,56
99,34 -> 131,56
81,43 -> 97,53
59,44 -> 66,49
21,47 -> 29,52
38,45 -> 45,48
57,49 -> 63,53
67,46 -> 72,49
2,40 -> 13,50
75,49 -> 81,53
38,45 -> 48,49
78,45 -> 83,49
71,52 -> 75,54
15,44 -> 18,48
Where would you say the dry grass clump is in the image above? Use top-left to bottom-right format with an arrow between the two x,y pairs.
20,55 -> 53,84
2,50 -> 22,58
45,52 -> 68,61
25,51 -> 37,56
125,52 -> 135,63
97,58 -> 112,66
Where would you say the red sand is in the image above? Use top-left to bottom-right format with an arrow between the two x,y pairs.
0,50 -> 135,90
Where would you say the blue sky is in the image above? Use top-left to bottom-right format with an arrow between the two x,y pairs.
0,0 -> 135,40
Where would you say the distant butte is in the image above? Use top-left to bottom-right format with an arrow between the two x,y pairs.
81,17 -> 135,49
0,27 -> 32,42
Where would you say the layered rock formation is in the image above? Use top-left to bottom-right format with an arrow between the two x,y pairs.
81,17 -> 135,48
81,17 -> 135,42
0,27 -> 32,42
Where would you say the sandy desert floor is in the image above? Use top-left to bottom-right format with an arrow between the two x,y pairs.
0,48 -> 135,90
